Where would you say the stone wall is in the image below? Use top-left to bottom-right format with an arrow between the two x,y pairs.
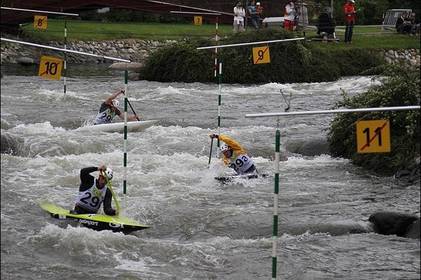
1,38 -> 419,69
0,39 -> 176,64
382,49 -> 420,68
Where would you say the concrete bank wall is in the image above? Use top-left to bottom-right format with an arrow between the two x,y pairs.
1,38 -> 419,69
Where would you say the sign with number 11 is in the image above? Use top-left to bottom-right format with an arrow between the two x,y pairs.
356,120 -> 391,153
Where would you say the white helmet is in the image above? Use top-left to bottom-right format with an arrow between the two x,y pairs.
103,168 -> 113,180
112,99 -> 119,107
220,143 -> 230,153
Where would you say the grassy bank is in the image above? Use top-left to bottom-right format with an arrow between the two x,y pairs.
328,66 -> 420,175
140,29 -> 385,83
20,20 -> 233,41
20,19 -> 420,50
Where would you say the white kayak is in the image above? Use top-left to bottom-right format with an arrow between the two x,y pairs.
76,120 -> 158,133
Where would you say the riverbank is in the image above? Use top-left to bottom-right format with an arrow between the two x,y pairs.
1,38 -> 419,67
0,38 -> 176,65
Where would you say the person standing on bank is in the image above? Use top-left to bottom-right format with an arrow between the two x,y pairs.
94,89 -> 139,125
284,0 -> 296,31
71,165 -> 117,216
343,0 -> 356,43
233,1 -> 246,33
247,0 -> 259,29
209,134 -> 257,175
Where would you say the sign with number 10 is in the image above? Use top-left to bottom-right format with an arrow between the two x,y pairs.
38,56 -> 63,80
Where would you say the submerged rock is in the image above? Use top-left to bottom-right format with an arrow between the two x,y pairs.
369,212 -> 420,239
16,57 -> 36,65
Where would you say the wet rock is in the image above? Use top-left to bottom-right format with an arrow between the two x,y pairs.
109,62 -> 143,71
405,219 -> 421,239
285,137 -> 330,156
394,158 -> 420,185
369,212 -> 420,238
16,57 -> 36,65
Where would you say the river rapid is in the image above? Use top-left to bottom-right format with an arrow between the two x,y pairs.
1,65 -> 420,280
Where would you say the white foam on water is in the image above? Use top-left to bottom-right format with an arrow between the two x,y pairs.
284,154 -> 349,168
10,121 -> 66,135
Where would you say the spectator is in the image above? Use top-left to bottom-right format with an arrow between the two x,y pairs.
396,12 -> 414,34
284,0 -> 296,31
395,13 -> 405,33
317,9 -> 336,42
295,2 -> 309,31
256,2 -> 264,28
233,1 -> 246,33
247,0 -> 259,29
343,0 -> 356,43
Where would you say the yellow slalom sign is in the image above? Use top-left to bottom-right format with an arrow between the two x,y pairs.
194,16 -> 203,25
34,15 -> 48,30
38,56 -> 63,80
356,120 -> 391,153
252,46 -> 270,64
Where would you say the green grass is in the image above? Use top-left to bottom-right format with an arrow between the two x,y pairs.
302,25 -> 420,49
20,19 -> 233,41
20,19 -> 420,50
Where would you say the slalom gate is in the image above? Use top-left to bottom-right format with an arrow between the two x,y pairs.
245,105 -> 420,280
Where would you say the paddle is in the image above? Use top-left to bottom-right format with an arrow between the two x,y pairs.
208,137 -> 214,165
102,171 -> 121,216
121,90 -> 141,121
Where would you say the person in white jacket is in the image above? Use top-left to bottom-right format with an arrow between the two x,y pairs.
284,0 -> 296,31
233,1 -> 246,33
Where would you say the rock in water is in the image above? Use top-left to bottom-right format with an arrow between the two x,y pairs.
369,212 -> 419,238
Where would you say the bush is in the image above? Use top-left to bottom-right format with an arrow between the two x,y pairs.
140,29 -> 384,83
328,66 -> 420,175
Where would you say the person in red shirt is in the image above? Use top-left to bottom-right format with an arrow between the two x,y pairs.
284,0 -> 296,31
343,0 -> 356,43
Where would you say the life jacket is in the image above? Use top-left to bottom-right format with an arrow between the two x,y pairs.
227,152 -> 255,174
94,105 -> 117,124
75,179 -> 107,212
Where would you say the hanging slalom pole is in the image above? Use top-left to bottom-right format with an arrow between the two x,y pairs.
63,20 -> 68,95
272,119 -> 281,280
217,62 -> 222,150
123,70 -> 128,197
214,16 -> 219,79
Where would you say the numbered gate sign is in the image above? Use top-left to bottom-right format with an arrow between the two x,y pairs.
252,46 -> 270,64
356,120 -> 391,153
34,15 -> 48,30
194,16 -> 203,25
38,56 -> 63,80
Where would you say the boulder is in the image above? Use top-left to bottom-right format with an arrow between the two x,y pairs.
369,212 -> 420,238
109,62 -> 143,71
16,57 -> 36,65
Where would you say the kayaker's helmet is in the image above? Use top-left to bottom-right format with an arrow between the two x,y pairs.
104,168 -> 113,180
220,143 -> 230,153
112,99 -> 119,107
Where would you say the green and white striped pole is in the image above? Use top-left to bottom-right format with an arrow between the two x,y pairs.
63,20 -> 67,95
272,125 -> 281,279
123,70 -> 128,196
214,16 -> 219,79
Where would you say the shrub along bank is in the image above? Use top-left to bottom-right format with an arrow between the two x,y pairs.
328,66 -> 420,176
140,29 -> 384,84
